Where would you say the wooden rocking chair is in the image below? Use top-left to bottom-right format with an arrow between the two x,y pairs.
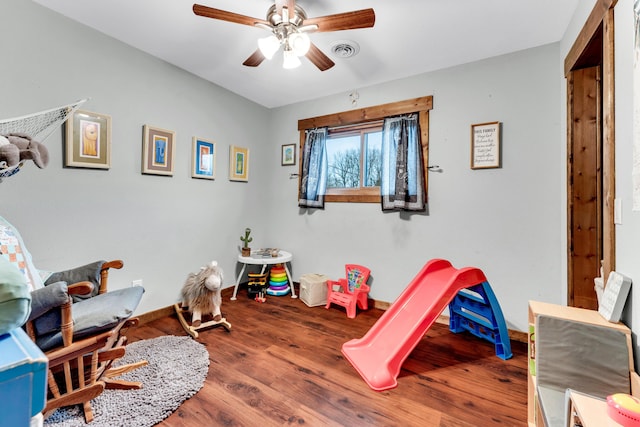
0,216 -> 146,423
24,260 -> 146,422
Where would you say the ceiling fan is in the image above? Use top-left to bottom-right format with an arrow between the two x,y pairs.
192,1 -> 375,71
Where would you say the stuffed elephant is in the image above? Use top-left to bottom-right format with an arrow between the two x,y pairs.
0,132 -> 49,168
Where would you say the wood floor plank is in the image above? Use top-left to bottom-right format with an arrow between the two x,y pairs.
125,287 -> 528,426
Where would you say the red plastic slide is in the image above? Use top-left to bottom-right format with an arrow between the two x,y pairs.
341,259 -> 488,391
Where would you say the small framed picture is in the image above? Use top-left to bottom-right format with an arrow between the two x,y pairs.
471,121 -> 501,169
65,110 -> 111,169
142,125 -> 175,176
229,145 -> 249,182
192,137 -> 216,179
281,143 -> 296,166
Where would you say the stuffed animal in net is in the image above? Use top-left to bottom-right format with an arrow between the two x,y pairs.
180,260 -> 224,327
0,133 -> 49,169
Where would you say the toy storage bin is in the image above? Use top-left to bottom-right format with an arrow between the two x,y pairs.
299,273 -> 329,307
0,328 -> 48,427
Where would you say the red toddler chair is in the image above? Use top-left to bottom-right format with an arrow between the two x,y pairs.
325,264 -> 371,318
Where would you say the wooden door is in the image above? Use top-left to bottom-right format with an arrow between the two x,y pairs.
565,1 -> 616,310
567,66 -> 602,309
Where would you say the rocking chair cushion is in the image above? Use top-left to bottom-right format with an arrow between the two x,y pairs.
35,285 -> 144,351
45,261 -> 105,301
29,281 -> 68,336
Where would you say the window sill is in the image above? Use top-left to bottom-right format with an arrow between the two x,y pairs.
325,188 -> 379,203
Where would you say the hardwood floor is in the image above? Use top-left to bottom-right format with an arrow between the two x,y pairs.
126,287 -> 528,426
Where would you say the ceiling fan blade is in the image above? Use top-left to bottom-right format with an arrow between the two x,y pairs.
193,4 -> 269,27
243,49 -> 267,67
306,43 -> 334,71
304,8 -> 375,32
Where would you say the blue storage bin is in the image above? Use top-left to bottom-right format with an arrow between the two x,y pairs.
0,328 -> 47,427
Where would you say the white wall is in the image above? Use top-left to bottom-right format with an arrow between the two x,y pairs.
267,44 -> 564,331
0,0 -> 271,314
2,0 -> 569,332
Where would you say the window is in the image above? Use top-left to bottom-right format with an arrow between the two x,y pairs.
325,122 -> 382,198
298,96 -> 433,203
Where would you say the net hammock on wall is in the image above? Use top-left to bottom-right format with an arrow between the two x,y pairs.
0,98 -> 87,181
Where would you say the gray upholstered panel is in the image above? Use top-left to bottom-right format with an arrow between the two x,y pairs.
535,314 -> 630,427
536,386 -> 566,427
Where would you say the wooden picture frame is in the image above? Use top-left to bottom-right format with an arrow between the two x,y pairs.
281,143 -> 296,166
471,121 -> 501,169
192,137 -> 216,179
229,145 -> 249,182
142,125 -> 175,176
65,110 -> 111,169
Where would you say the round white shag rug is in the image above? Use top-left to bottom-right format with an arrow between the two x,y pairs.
44,335 -> 209,427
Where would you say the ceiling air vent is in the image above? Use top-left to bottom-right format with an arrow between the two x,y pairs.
330,40 -> 360,59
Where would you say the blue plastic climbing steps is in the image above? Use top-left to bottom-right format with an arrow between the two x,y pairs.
448,281 -> 512,360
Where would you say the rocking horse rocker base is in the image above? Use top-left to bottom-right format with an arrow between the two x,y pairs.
174,302 -> 231,338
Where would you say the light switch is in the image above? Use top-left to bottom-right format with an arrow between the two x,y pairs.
614,198 -> 622,224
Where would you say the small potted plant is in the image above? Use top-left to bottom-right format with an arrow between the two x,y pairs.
240,228 -> 252,257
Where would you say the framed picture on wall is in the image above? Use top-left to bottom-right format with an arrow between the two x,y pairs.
471,121 -> 501,169
229,145 -> 249,182
65,110 -> 112,169
281,143 -> 296,166
142,125 -> 175,176
192,137 -> 216,179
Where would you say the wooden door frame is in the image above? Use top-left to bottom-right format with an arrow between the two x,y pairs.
565,0 -> 616,303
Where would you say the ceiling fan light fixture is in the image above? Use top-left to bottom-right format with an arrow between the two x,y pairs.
258,35 -> 280,60
282,49 -> 301,69
289,32 -> 310,57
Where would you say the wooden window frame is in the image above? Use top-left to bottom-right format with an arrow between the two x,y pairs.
297,96 -> 433,203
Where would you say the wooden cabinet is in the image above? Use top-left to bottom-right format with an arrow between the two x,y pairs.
527,301 -> 633,427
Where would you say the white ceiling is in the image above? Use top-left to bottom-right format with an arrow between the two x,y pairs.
33,0 -> 580,109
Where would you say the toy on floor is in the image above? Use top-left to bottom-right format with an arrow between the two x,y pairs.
325,264 -> 371,318
247,272 -> 268,302
175,260 -> 231,338
267,264 -> 290,296
341,259 -> 511,391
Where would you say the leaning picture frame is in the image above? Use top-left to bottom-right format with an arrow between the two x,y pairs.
229,145 -> 249,182
142,125 -> 175,176
281,143 -> 296,166
192,137 -> 216,179
471,121 -> 501,169
65,109 -> 111,169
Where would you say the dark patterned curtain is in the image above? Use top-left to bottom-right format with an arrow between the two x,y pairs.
381,113 -> 425,211
298,127 -> 328,208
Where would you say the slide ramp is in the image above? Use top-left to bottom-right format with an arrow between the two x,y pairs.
341,259 -> 489,391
